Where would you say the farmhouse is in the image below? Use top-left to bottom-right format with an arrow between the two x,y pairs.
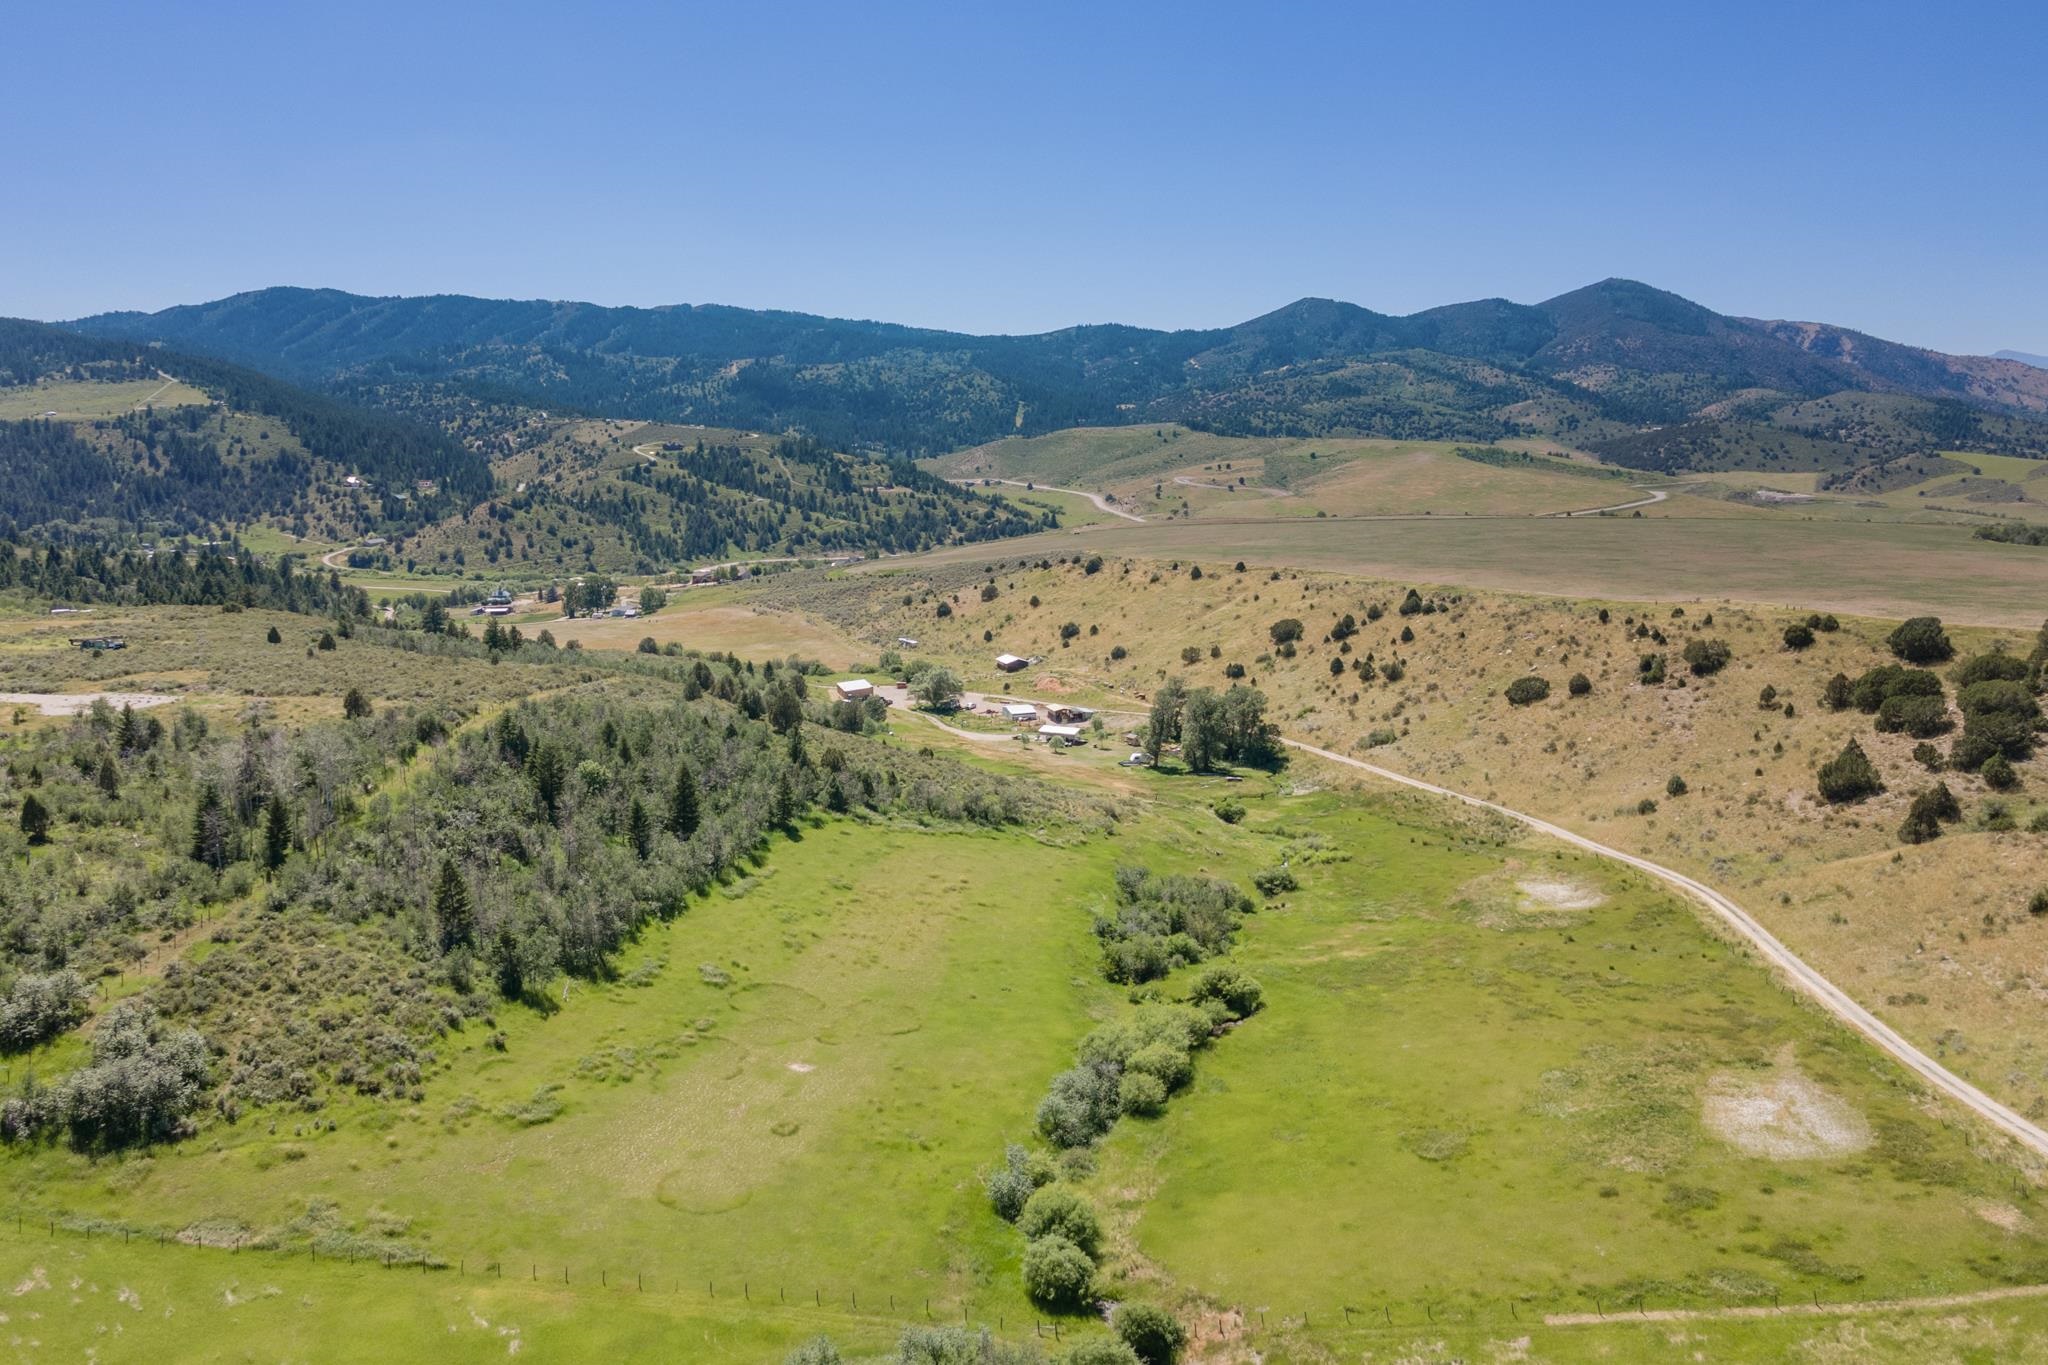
1037,723 -> 1085,746
994,653 -> 1028,672
834,679 -> 876,703
690,567 -> 719,585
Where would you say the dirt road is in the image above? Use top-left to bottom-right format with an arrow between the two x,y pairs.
949,478 -> 1145,523
1551,487 -> 1670,517
1280,737 -> 2048,1159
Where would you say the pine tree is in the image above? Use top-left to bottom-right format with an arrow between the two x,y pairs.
667,762 -> 701,839
189,782 -> 229,869
116,703 -> 138,754
266,625 -> 282,644
434,856 -> 474,953
262,793 -> 291,874
96,753 -> 119,798
19,794 -> 51,845
628,796 -> 652,861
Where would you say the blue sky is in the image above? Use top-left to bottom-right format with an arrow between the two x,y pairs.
3,0 -> 2041,353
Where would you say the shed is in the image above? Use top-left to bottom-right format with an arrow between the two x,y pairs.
994,653 -> 1028,672
834,679 -> 876,702
1037,723 -> 1085,745
1003,703 -> 1038,722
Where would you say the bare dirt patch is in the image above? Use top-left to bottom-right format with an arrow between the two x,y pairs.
0,691 -> 176,716
1974,1200 -> 2027,1232
1703,1048 -> 1871,1159
1517,877 -> 1605,911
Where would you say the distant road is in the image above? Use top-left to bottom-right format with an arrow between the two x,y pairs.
1281,737 -> 2048,1160
949,478 -> 1146,523
1552,487 -> 1669,517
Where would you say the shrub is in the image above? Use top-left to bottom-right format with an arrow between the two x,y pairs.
1021,1234 -> 1094,1308
1809,613 -> 1840,632
783,1337 -> 843,1365
1850,665 -> 1943,714
1251,866 -> 1297,897
1365,728 -> 1397,748
1637,798 -> 1658,815
1398,588 -> 1424,616
1875,693 -> 1952,738
1036,1064 -> 1120,1147
1060,622 -> 1082,640
1114,1304 -> 1188,1365
1639,654 -> 1666,685
1109,645 -> 1127,661
1568,673 -> 1591,697
1126,1041 -> 1195,1091
1213,797 -> 1245,825
984,1143 -> 1055,1222
1063,1340 -> 1142,1365
1983,754 -> 2019,790
1888,616 -> 1954,664
1682,638 -> 1732,676
1898,784 -> 1961,844
1823,673 -> 1854,711
1268,619 -> 1304,645
1505,676 -> 1551,706
2031,889 -> 2048,917
1817,739 -> 1883,804
1954,653 -> 2028,687
1019,1187 -> 1103,1256
0,970 -> 90,1052
1187,964 -> 1263,1019
1913,742 -> 1945,771
1118,1070 -> 1167,1116
1666,774 -> 1688,797
1782,623 -> 1815,650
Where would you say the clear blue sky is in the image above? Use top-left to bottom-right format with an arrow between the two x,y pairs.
4,0 -> 2041,354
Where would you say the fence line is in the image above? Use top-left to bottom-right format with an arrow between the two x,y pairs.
12,1209 -> 2046,1339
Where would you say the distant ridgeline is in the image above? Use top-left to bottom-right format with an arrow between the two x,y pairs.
0,317 -> 487,540
0,538 -> 368,616
64,280 -> 2048,472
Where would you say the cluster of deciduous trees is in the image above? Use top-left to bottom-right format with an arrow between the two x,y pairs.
1142,679 -> 1280,770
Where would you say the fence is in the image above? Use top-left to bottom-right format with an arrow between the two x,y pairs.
11,1208 -> 2043,1343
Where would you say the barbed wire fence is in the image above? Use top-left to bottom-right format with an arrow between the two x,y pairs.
12,1207 -> 2047,1343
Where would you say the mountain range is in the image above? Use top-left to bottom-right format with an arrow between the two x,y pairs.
65,280 -> 2048,472
1998,350 -> 2048,371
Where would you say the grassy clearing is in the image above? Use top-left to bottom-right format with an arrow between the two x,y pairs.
1,818 -> 1147,1323
540,591 -> 865,666
0,377 -> 210,420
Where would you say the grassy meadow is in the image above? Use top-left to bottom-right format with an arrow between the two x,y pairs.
0,377 -> 211,420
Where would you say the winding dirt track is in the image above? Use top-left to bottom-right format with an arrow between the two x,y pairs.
1281,738 -> 2048,1159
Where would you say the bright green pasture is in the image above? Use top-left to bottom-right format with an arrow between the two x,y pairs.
1094,791 -> 2048,1322
0,817 -> 1190,1324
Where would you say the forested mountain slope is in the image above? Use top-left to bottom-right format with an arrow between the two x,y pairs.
68,280 -> 2048,471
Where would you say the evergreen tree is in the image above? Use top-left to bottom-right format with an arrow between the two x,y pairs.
342,687 -> 372,720
189,781 -> 229,869
627,796 -> 652,861
526,740 -> 568,820
262,793 -> 291,874
116,703 -> 139,754
266,625 -> 282,644
18,794 -> 51,845
667,761 -> 702,839
434,856 -> 475,953
95,752 -> 119,798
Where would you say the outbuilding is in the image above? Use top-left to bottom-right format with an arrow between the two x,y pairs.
1003,702 -> 1039,723
834,678 -> 876,703
1037,723 -> 1085,746
994,653 -> 1028,673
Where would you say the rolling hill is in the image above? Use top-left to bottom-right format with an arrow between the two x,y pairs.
65,281 -> 2048,474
